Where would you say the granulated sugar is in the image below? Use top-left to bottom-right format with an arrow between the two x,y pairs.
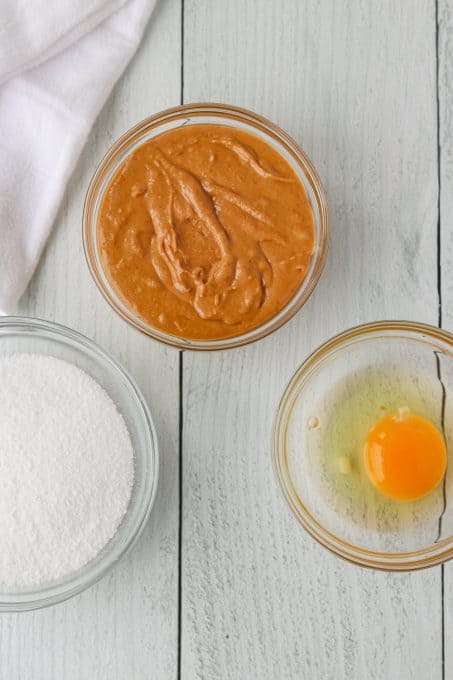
0,354 -> 134,588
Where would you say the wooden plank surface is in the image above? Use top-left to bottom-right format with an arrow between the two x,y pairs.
439,1 -> 453,328
181,1 -> 443,679
2,1 -> 181,679
439,0 -> 453,677
0,0 -> 449,678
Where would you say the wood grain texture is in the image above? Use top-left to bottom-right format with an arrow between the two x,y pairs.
1,1 -> 181,679
439,0 -> 453,331
0,1 -> 448,678
181,1 -> 442,679
439,0 -> 453,676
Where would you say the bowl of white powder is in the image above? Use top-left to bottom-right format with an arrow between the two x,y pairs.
0,317 -> 158,611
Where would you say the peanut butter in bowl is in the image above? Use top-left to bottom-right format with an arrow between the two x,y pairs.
85,104 -> 328,349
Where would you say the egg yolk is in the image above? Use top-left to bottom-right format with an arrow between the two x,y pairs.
364,409 -> 447,501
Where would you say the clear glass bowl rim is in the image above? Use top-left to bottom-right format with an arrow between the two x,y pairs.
83,102 -> 329,350
272,320 -> 453,572
0,316 -> 159,610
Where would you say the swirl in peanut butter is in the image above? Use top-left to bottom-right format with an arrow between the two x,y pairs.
98,124 -> 315,340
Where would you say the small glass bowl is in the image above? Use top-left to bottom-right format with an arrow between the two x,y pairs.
0,317 -> 158,610
273,321 -> 453,571
83,103 -> 328,350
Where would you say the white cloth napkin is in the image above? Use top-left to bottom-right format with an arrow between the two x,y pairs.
0,0 -> 157,315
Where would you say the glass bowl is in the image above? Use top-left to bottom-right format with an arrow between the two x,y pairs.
83,103 -> 328,350
0,317 -> 158,610
273,321 -> 453,571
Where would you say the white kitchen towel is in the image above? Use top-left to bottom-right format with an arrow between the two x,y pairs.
0,0 -> 157,315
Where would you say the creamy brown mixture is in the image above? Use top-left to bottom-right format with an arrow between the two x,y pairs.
98,124 -> 315,340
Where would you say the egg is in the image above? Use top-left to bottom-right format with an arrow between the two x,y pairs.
363,408 -> 447,501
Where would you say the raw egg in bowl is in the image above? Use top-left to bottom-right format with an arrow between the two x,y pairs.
273,321 -> 453,571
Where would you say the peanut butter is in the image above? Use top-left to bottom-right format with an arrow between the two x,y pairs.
98,124 -> 315,340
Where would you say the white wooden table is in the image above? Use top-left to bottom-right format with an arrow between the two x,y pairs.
2,1 -> 452,678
